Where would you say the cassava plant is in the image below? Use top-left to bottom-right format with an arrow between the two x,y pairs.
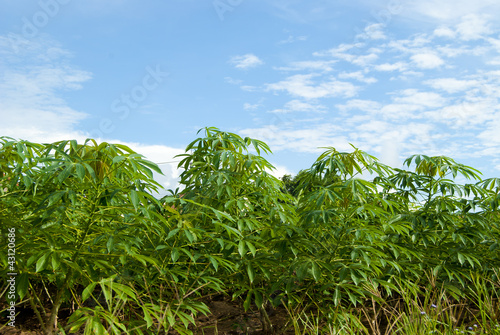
0,137 -> 210,334
1,128 -> 499,334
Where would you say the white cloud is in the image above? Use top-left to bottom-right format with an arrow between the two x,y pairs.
275,60 -> 337,72
338,71 -> 377,84
433,26 -> 456,38
487,37 -> 500,53
0,37 -> 92,142
456,14 -> 492,41
239,124 -> 350,153
356,23 -> 387,40
225,76 -> 242,85
278,34 -> 308,45
380,138 -> 401,167
266,162 -> 294,179
432,101 -> 497,127
393,89 -> 447,108
352,120 -> 443,157
425,78 -> 480,93
410,53 -> 444,69
229,54 -> 264,69
371,90 -> 447,120
82,140 -> 186,196
351,53 -> 379,66
241,85 -> 258,92
241,8 -> 500,174
0,35 -> 185,195
478,118 -> 500,146
317,45 -> 382,67
278,99 -> 327,113
487,58 -> 500,66
436,44 -> 485,57
313,43 -> 363,57
265,74 -> 358,99
374,62 -> 407,72
387,34 -> 432,53
407,0 -> 500,21
336,99 -> 381,113
356,120 -> 388,133
379,103 -> 422,120
243,103 -> 261,110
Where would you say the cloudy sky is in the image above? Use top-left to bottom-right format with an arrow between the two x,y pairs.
1,0 -> 500,192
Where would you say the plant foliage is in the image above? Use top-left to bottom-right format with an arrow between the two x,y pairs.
1,128 -> 499,334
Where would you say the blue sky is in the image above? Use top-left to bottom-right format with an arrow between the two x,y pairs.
1,0 -> 500,192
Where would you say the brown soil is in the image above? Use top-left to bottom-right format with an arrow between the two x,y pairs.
0,296 -> 295,335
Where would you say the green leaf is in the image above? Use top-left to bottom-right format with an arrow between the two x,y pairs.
247,263 -> 255,283
27,254 -> 38,267
130,189 -> 139,208
433,265 -> 442,276
347,291 -> 358,306
22,175 -> 32,188
339,267 -> 348,282
254,291 -> 263,309
91,316 -> 106,335
133,254 -> 158,267
107,236 -> 114,253
238,240 -> 246,257
311,262 -> 321,281
171,248 -> 180,262
166,228 -> 180,239
112,155 -> 126,164
83,162 -> 96,179
184,229 -> 194,243
51,252 -> 61,271
243,291 -> 252,311
351,270 -> 361,285
137,158 -> 163,174
142,306 -> 154,328
110,282 -> 137,301
208,256 -> 219,271
58,164 -> 73,184
47,191 -> 65,207
246,241 -> 257,257
155,245 -> 168,250
36,252 -> 50,273
333,287 -> 341,306
82,282 -> 97,302
75,163 -> 86,181
16,273 -> 29,300
70,139 -> 78,152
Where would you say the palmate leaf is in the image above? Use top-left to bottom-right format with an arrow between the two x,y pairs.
3,131 -> 500,334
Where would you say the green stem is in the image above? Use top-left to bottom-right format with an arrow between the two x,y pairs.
45,188 -> 102,334
29,289 -> 46,331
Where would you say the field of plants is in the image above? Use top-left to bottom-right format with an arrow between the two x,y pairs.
1,127 -> 499,335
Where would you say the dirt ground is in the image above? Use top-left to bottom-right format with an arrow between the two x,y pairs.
0,295 -> 296,335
